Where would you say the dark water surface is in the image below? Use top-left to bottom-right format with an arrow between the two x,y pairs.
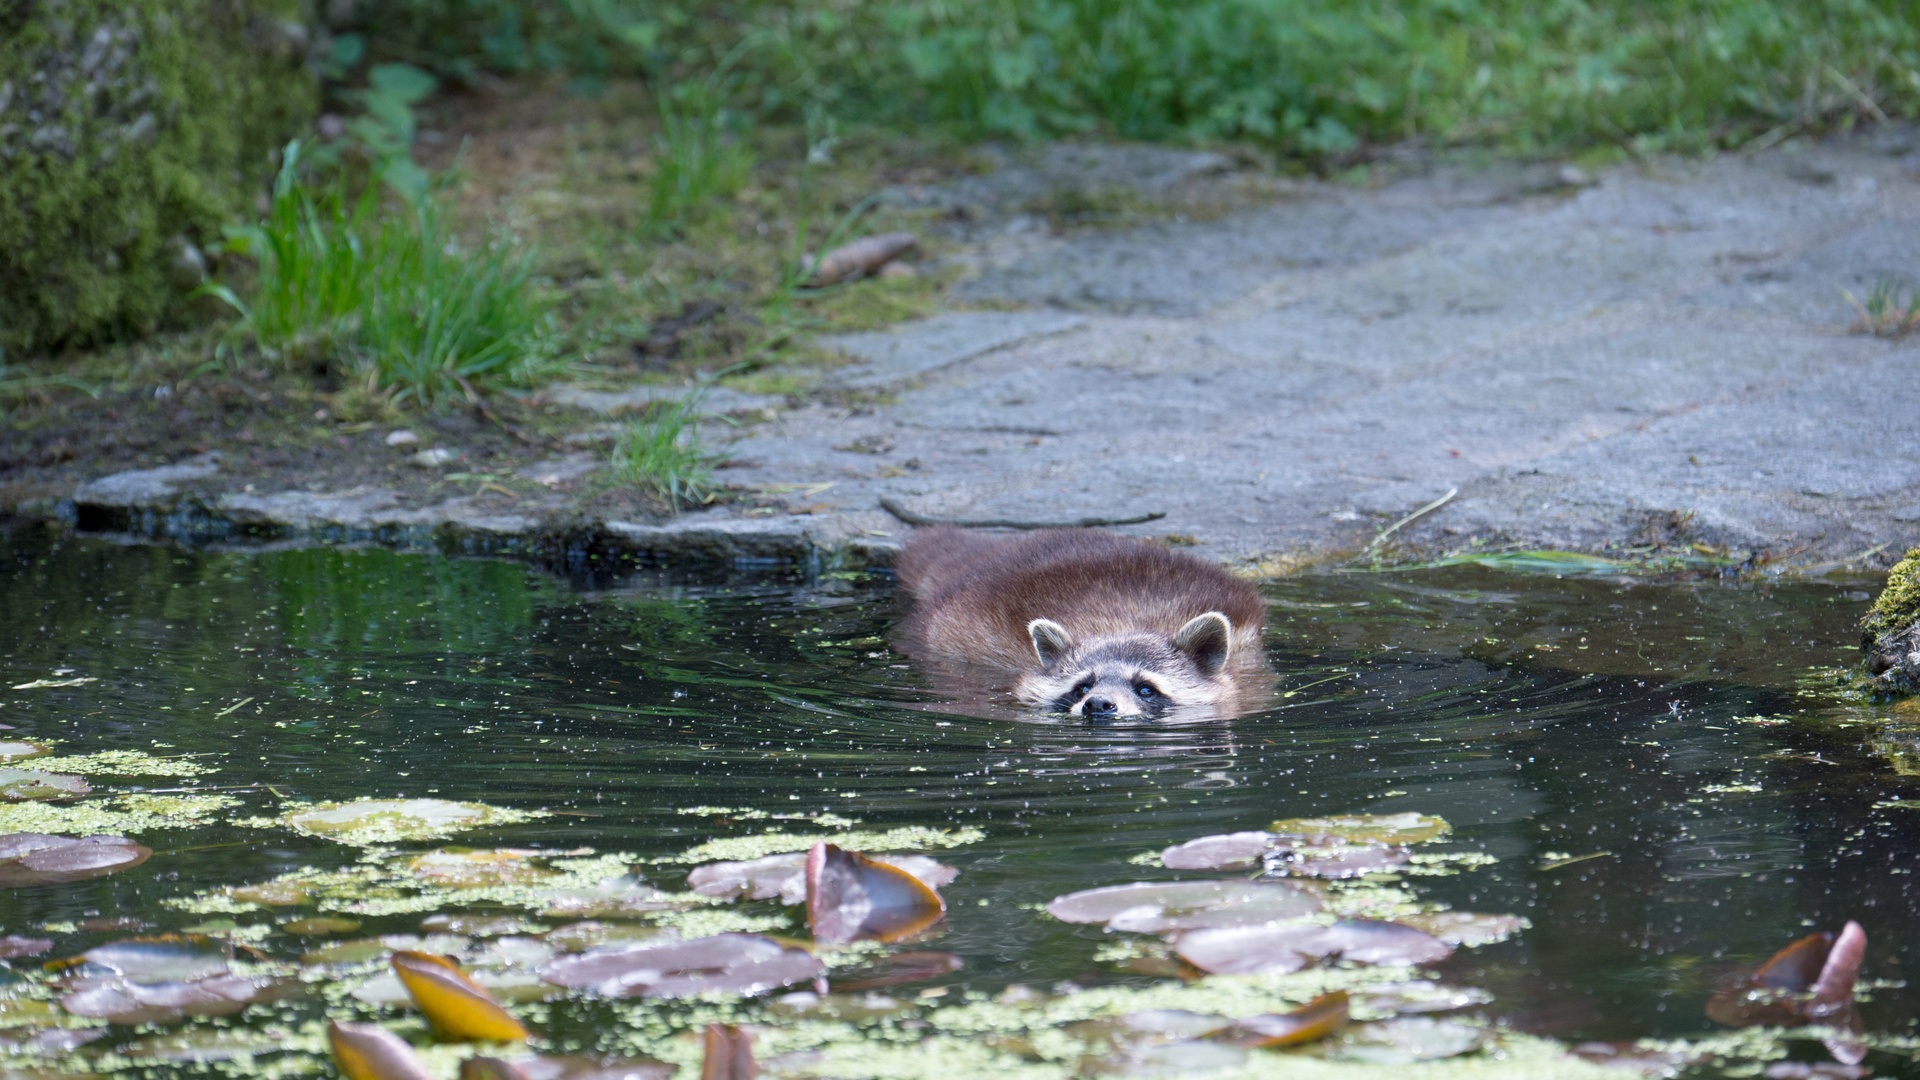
2,526 -> 1916,1077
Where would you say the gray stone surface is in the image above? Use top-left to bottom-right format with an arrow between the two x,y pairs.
72,453 -> 220,508
822,311 -> 1089,389
546,383 -> 783,417
52,130 -> 1920,572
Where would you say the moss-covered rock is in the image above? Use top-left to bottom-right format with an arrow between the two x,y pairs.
0,0 -> 319,356
1863,547 -> 1920,692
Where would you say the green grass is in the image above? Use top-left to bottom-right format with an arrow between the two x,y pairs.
645,66 -> 756,235
1845,275 -> 1920,337
207,142 -> 559,407
610,389 -> 725,509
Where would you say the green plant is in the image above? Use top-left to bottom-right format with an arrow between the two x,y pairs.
610,388 -> 725,509
1845,276 -> 1920,337
646,66 -> 757,235
207,142 -> 559,407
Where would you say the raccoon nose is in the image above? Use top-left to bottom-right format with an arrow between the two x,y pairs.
1083,695 -> 1117,715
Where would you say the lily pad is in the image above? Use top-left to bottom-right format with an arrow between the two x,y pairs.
1269,813 -> 1451,846
0,833 -> 150,887
538,877 -> 679,919
285,799 -> 544,844
0,770 -> 83,801
120,1027 -> 295,1063
284,916 -> 362,936
422,914 -> 533,938
478,1054 -> 678,1080
1159,832 -> 1274,872
1707,920 -> 1866,1028
330,1020 -> 435,1080
1083,1040 -> 1247,1076
0,935 -> 51,958
807,842 -> 947,945
391,950 -> 529,1042
1263,843 -> 1410,879
1175,918 -> 1453,975
539,933 -> 824,998
223,879 -> 315,906
541,922 -> 678,955
407,848 -> 558,889
689,850 -> 959,905
60,973 -> 289,1025
768,990 -> 915,1022
77,936 -> 229,983
0,743 -> 49,762
1327,1017 -> 1485,1063
1047,881 -> 1320,934
1394,911 -> 1528,947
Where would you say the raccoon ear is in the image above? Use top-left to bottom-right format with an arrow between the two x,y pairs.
1027,619 -> 1074,669
1174,612 -> 1233,678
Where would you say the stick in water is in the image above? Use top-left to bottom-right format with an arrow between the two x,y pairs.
1362,487 -> 1459,553
880,495 -> 1165,530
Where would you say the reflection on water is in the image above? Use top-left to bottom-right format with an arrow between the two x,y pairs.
1,524 -> 1915,1076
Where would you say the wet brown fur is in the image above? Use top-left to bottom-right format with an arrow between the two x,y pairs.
895,526 -> 1269,717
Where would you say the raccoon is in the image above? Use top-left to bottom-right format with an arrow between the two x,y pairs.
895,526 -> 1269,720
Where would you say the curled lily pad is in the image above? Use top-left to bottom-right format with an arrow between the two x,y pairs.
1269,813 -> 1451,846
829,950 -> 963,991
0,833 -> 150,887
0,770 -> 89,801
539,933 -> 823,998
689,850 -> 959,904
330,1020 -> 435,1080
1328,1017 -> 1485,1063
1394,912 -> 1528,947
1176,919 -> 1453,975
703,1023 -> 756,1080
1706,921 -> 1866,1028
392,950 -> 529,1042
807,842 -> 947,945
1160,832 -> 1274,872
408,849 -> 557,889
286,799 -> 541,845
0,743 -> 49,762
1047,881 -> 1320,934
60,973 -> 288,1025
1222,990 -> 1350,1048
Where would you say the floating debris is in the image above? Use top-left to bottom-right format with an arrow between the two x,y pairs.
807,842 -> 948,945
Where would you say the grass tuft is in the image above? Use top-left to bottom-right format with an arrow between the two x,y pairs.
610,388 -> 725,510
207,142 -> 559,407
1845,276 -> 1920,338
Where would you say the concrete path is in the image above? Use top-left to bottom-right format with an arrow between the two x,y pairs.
705,130 -> 1920,569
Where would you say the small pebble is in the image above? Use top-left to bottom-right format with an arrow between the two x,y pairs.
385,429 -> 419,448
409,448 -> 454,468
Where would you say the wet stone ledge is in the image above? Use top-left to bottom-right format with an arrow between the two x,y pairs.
44,454 -> 901,575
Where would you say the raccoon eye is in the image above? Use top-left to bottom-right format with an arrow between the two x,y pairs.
1074,680 -> 1094,697
1134,683 -> 1157,699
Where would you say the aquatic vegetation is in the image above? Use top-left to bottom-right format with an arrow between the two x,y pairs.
689,848 -> 957,904
1050,881 -> 1321,933
0,768 -> 89,800
539,932 -> 824,998
1176,919 -> 1453,975
281,798 -> 549,845
0,793 -> 240,835
609,388 -> 724,511
671,826 -> 985,865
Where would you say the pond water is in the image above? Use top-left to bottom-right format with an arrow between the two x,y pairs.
1,525 -> 1916,1078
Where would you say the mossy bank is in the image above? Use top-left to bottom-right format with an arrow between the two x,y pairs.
0,0 -> 319,355
1864,548 -> 1920,692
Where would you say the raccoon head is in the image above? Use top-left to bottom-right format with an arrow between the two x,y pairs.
1017,612 -> 1235,720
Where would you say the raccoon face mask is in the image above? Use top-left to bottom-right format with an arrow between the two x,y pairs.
1024,613 -> 1234,719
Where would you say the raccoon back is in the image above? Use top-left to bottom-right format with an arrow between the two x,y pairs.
896,526 -> 1266,670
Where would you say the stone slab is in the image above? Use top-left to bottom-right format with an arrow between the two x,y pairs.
822,311 -> 1088,389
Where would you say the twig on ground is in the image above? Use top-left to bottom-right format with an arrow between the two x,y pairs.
1361,487 -> 1459,554
880,495 -> 1165,529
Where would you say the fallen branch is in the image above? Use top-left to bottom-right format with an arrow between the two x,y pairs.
1361,487 -> 1458,554
881,495 -> 1165,530
808,232 -> 918,286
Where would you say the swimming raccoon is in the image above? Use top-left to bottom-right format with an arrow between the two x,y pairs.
895,526 -> 1269,720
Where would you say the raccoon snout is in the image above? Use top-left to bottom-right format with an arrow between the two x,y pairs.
1081,694 -> 1118,716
